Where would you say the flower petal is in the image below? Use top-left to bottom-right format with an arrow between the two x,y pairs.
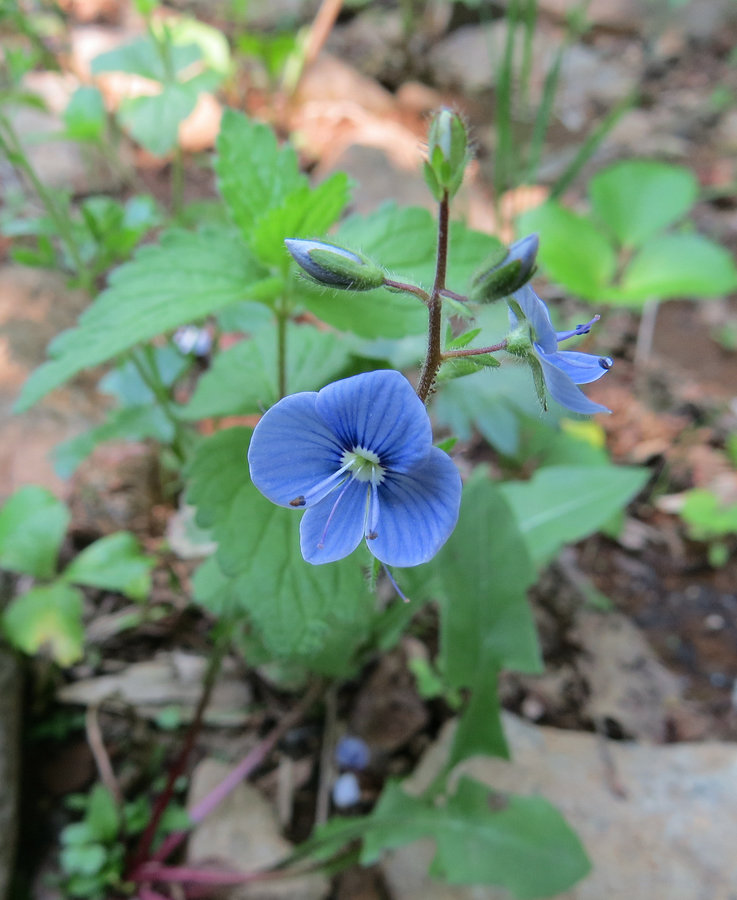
315,370 -> 431,471
512,285 -> 557,353
537,353 -> 611,414
369,448 -> 462,567
248,392 -> 345,507
543,348 -> 613,385
300,479 -> 367,564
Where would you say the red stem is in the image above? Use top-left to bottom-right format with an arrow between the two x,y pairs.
417,192 -> 450,403
442,340 -> 508,359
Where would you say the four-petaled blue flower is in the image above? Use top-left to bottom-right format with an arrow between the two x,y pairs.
510,285 -> 613,415
247,370 -> 462,567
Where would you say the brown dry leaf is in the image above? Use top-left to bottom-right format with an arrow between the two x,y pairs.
596,382 -> 688,463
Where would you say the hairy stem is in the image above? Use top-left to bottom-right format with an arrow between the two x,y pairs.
442,340 -> 508,360
383,278 -> 430,305
417,191 -> 450,403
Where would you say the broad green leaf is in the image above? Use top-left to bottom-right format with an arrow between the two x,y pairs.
0,486 -> 69,578
160,16 -> 231,75
186,428 -> 374,674
610,233 -> 737,304
85,785 -> 119,843
589,160 -> 698,248
63,86 -> 106,142
500,464 -> 649,566
181,324 -> 354,420
215,110 -> 303,242
362,778 -> 590,897
681,488 -> 737,540
448,659 -> 508,766
433,476 -> 542,686
15,228 -> 274,412
251,173 -> 352,267
300,205 -> 501,338
2,582 -> 84,665
518,202 -> 617,300
91,38 -> 201,82
62,532 -> 154,601
118,84 -> 199,156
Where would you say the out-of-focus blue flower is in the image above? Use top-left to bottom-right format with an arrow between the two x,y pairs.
509,285 -> 612,415
332,772 -> 361,808
335,735 -> 371,771
247,370 -> 462,567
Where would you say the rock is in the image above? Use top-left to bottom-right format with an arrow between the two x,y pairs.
0,646 -> 21,900
57,651 -> 252,726
187,758 -> 329,898
382,714 -> 737,899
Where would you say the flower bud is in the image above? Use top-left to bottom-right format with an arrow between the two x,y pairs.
285,239 -> 385,291
423,108 -> 470,200
469,234 -> 539,304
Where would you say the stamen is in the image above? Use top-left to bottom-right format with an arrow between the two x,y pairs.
383,565 -> 411,603
365,480 -> 381,540
556,315 -> 601,343
317,480 -> 353,549
301,459 -> 354,506
290,496 -> 306,507
598,356 -> 613,370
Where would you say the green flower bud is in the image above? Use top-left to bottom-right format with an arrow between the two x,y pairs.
469,234 -> 539,304
423,107 -> 470,201
285,239 -> 385,291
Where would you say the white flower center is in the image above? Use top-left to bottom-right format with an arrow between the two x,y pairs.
341,446 -> 385,485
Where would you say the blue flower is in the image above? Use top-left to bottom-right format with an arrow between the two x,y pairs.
247,370 -> 462,567
510,285 -> 612,415
335,735 -> 371,771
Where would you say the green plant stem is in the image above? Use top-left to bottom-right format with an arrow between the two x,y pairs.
0,112 -> 90,288
417,192 -> 449,404
128,347 -> 188,463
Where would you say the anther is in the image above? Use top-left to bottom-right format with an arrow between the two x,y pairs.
598,356 -> 613,370
290,496 -> 306,507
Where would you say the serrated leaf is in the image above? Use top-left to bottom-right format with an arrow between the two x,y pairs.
589,160 -> 698,248
181,324 -> 353,420
432,476 -> 542,686
15,228 -> 274,412
215,110 -> 303,242
186,427 -> 374,674
118,83 -> 199,156
251,173 -> 351,267
300,206 -> 502,339
518,202 -> 616,300
500,464 -> 649,566
2,583 -> 84,665
610,232 -> 737,304
62,532 -> 154,601
362,778 -> 590,897
0,486 -> 69,578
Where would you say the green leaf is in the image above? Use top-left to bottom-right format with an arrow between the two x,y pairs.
448,659 -> 508,766
186,428 -> 374,675
63,86 -> 106,142
15,227 -> 274,412
215,109 -> 303,242
118,83 -> 199,156
611,233 -> 737,304
85,785 -> 119,843
518,202 -> 617,300
2,582 -> 84,665
62,532 -> 154,601
300,206 -> 502,339
181,324 -> 353,420
433,476 -> 542,687
91,37 -> 201,82
362,778 -> 590,897
589,160 -> 698,248
0,486 -> 69,578
60,843 -> 107,877
251,173 -> 351,267
681,488 -> 737,540
500,464 -> 649,566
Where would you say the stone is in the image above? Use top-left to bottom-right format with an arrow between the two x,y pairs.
382,714 -> 737,899
0,646 -> 21,900
187,758 -> 329,898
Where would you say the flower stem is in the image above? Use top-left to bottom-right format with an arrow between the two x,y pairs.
417,191 -> 450,403
438,288 -> 469,303
442,340 -> 508,360
129,347 -> 188,463
383,278 -> 430,305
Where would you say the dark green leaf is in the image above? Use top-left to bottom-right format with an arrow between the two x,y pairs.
15,228 -> 274,412
448,659 -> 508,766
